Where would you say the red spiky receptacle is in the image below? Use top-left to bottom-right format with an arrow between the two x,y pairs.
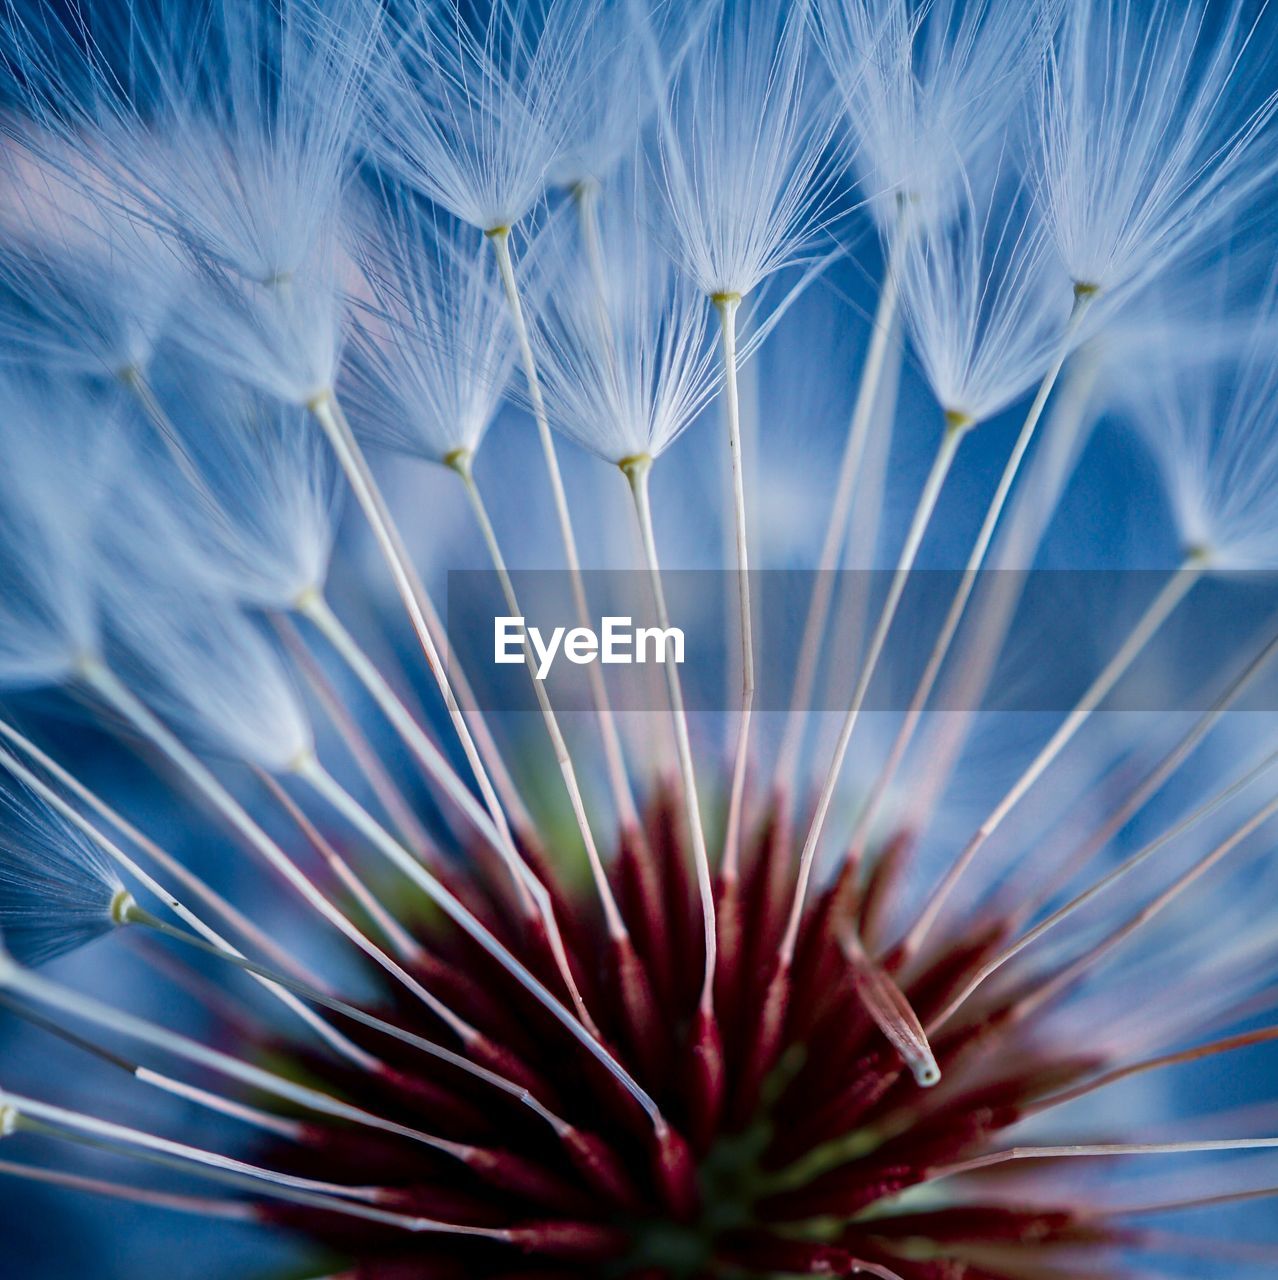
259,784 -> 1137,1279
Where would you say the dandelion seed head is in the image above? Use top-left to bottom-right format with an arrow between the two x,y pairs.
532,165 -> 721,463
135,370 -> 337,609
653,0 -> 841,299
369,0 -> 595,233
345,190 -> 517,465
545,0 -> 708,192
2,0 -> 375,407
0,779 -> 124,967
3,0 -> 375,285
0,137 -> 183,380
897,164 -> 1075,424
1035,0 -> 1278,300
169,241 -> 353,407
818,0 -> 1059,234
101,570 -> 315,771
1120,276 -> 1278,569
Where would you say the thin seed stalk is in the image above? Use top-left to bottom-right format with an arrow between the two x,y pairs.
486,226 -> 639,839
75,658 -> 480,1046
0,1091 -> 499,1238
622,455 -> 718,1012
124,903 -> 569,1133
844,291 -> 1094,866
450,450 -> 630,944
777,230 -> 906,790
294,587 -> 514,872
294,754 -> 665,1128
307,389 -> 532,875
902,551 -> 1209,960
273,614 -> 444,863
899,354 -> 1105,847
782,416 -> 972,963
714,292 -> 755,888
929,741 -> 1278,1033
0,961 -> 468,1156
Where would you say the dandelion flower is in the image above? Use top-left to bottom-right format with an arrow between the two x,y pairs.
0,5 -> 1275,1280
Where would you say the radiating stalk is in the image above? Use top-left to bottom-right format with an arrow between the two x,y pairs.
0,1158 -> 254,1219
811,310 -> 903,773
10,1101 -> 384,1202
842,293 -> 1093,867
0,1093 -> 501,1238
254,768 -> 424,963
487,225 -> 638,840
933,1137 -> 1278,1183
0,738 -> 375,1070
901,552 -> 1208,960
1001,620 -> 1278,926
781,417 -> 972,964
777,231 -> 906,790
295,754 -> 664,1128
120,367 -> 221,507
76,658 -> 480,1046
572,186 -> 660,832
0,962 -> 476,1158
274,612 -> 443,859
622,455 -> 717,1012
895,354 -> 1103,847
308,389 -> 535,873
125,904 -> 568,1133
1028,1024 -> 1278,1119
295,588 -> 515,869
929,742 -> 1278,1032
295,587 -> 593,1032
713,292 -> 755,885
450,451 -> 630,944
0,992 -> 304,1139
1019,786 -> 1278,1022
1103,1186 -> 1278,1218
0,716 -> 309,986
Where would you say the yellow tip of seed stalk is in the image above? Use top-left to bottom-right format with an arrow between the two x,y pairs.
943,408 -> 975,432
617,453 -> 653,481
293,583 -> 322,615
111,889 -> 139,927
443,447 -> 473,476
1073,280 -> 1101,299
71,651 -> 107,684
